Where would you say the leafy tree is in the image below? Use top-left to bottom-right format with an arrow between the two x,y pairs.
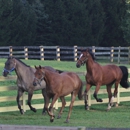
0,0 -> 36,46
100,0 -> 126,47
32,0 -> 52,45
121,0 -> 130,45
10,0 -> 36,46
0,0 -> 12,45
41,0 -> 105,46
83,0 -> 105,46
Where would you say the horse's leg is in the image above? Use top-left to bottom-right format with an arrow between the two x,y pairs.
113,82 -> 119,107
48,94 -> 59,122
65,92 -> 77,123
42,88 -> 48,115
16,88 -> 24,114
84,83 -> 92,110
27,91 -> 36,112
93,84 -> 103,102
57,96 -> 66,119
113,82 -> 118,98
43,91 -> 51,116
106,85 -> 113,111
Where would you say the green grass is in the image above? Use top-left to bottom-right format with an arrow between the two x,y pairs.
0,58 -> 130,128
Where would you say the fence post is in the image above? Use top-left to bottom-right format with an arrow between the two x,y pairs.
22,92 -> 26,112
56,46 -> 60,61
118,46 -> 121,64
110,46 -> 114,62
9,46 -> 13,57
128,46 -> 130,64
73,45 -> 77,61
24,47 -> 28,60
40,46 -> 44,60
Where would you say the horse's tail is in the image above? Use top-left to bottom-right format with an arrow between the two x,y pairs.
119,66 -> 129,88
78,81 -> 83,100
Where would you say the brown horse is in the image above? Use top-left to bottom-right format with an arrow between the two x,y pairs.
3,56 -> 62,114
33,65 -> 83,123
76,48 -> 129,110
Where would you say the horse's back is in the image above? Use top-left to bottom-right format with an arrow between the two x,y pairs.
101,64 -> 123,84
102,64 -> 122,76
61,72 -> 82,87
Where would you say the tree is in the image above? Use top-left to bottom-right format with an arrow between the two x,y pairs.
100,0 -> 127,47
0,0 -> 12,45
32,0 -> 52,45
121,0 -> 130,45
83,0 -> 105,46
0,0 -> 37,46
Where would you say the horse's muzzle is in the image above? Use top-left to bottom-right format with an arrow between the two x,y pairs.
76,63 -> 80,68
33,82 -> 37,86
2,71 -> 8,77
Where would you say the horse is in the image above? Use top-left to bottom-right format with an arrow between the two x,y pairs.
3,56 -> 63,114
76,48 -> 129,111
33,65 -> 83,123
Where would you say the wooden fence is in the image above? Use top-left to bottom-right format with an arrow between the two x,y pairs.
0,46 -> 130,64
0,69 -> 130,113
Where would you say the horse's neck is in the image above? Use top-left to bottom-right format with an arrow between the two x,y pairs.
44,69 -> 53,86
15,60 -> 33,78
86,58 -> 95,73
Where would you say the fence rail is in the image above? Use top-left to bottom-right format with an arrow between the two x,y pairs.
0,69 -> 130,113
0,46 -> 130,64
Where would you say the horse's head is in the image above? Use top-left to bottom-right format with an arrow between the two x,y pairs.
76,48 -> 94,68
33,65 -> 45,86
3,57 -> 16,77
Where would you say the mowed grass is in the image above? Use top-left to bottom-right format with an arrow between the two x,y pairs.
0,58 -> 130,128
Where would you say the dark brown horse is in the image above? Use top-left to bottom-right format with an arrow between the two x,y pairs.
33,65 -> 83,123
3,56 -> 62,114
76,48 -> 129,110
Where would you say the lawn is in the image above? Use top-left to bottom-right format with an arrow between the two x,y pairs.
0,58 -> 130,128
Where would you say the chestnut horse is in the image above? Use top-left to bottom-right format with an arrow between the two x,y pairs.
3,57 -> 62,114
33,66 -> 83,123
76,48 -> 129,110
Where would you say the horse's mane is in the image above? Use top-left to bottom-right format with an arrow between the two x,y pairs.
8,56 -> 30,67
81,48 -> 96,61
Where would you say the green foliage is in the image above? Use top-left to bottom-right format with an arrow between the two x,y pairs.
101,0 -> 127,46
121,0 -> 130,45
0,0 -> 129,46
0,0 -> 37,46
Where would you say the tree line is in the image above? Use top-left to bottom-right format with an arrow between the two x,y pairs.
0,0 -> 130,47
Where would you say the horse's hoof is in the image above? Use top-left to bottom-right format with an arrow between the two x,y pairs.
85,106 -> 89,110
57,115 -> 61,119
20,109 -> 24,114
115,103 -> 118,107
106,109 -> 110,112
42,112 -> 46,115
64,120 -> 69,123
50,119 -> 54,122
32,108 -> 37,112
97,99 -> 103,102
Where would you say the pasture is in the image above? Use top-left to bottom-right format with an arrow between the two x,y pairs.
0,58 -> 130,128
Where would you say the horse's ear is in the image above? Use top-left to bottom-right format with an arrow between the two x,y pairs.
35,66 -> 37,69
39,65 -> 42,69
86,48 -> 90,52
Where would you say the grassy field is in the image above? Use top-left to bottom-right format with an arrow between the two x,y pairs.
0,58 -> 130,128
